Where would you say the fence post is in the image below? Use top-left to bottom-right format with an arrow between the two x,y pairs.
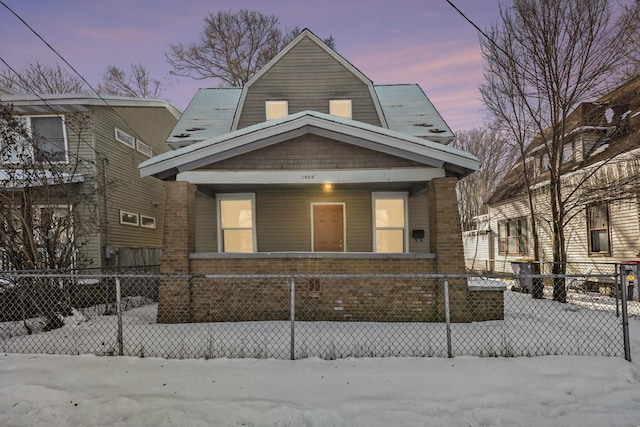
614,263 -> 620,318
289,276 -> 296,361
619,265 -> 631,362
444,277 -> 452,358
115,277 -> 124,356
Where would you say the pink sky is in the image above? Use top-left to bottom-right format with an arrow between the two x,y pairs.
0,0 -> 503,132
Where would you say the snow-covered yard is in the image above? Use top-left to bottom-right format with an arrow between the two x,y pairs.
1,283 -> 639,426
1,320 -> 639,426
0,281 -> 629,359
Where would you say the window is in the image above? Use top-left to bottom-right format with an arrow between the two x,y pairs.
562,142 -> 574,164
217,194 -> 256,253
539,153 -> 550,172
1,115 -> 67,163
136,139 -> 153,157
373,192 -> 407,253
330,100 -> 352,119
140,215 -> 156,229
265,101 -> 288,120
115,128 -> 135,148
587,203 -> 610,255
119,210 -> 139,226
498,218 -> 527,255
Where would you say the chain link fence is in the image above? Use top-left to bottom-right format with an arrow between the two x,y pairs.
0,271 -> 632,360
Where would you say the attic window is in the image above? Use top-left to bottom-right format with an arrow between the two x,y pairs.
265,101 -> 288,120
115,128 -> 135,148
330,100 -> 352,119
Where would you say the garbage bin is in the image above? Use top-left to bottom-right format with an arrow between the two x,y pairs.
511,260 -> 544,299
622,261 -> 640,302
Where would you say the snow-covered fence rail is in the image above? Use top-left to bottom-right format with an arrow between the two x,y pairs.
0,272 -> 632,361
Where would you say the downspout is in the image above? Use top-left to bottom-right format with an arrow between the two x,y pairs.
102,157 -> 112,268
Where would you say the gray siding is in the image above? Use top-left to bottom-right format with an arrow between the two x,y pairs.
92,106 -> 177,266
256,189 -> 373,252
195,191 -> 217,252
408,191 -> 430,253
194,188 -> 433,254
237,37 -> 382,129
199,134 -> 424,171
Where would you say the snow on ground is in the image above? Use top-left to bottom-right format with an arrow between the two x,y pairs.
1,297 -> 640,425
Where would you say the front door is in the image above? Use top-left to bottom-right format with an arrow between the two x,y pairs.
313,204 -> 344,252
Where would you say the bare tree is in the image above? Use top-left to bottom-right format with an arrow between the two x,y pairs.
98,63 -> 164,99
481,0 -> 640,301
0,102 -> 103,330
452,126 -> 517,231
283,26 -> 336,50
0,102 -> 97,271
0,61 -> 87,94
166,9 -> 335,87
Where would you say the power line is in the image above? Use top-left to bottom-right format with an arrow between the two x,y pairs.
0,55 -> 100,166
443,0 -> 530,77
0,0 -> 165,146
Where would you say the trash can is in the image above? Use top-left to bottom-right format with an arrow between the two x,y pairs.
511,260 -> 544,299
621,261 -> 640,302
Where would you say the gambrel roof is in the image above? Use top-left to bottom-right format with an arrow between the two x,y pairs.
140,110 -> 478,180
165,30 -> 453,149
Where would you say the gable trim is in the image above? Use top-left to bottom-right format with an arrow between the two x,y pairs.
230,29 -> 388,131
140,111 -> 479,179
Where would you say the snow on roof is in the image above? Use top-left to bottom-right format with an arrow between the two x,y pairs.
166,88 -> 242,147
374,84 -> 454,143
140,110 -> 478,180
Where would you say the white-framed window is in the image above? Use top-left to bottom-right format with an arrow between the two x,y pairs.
265,101 -> 288,120
498,217 -> 528,256
119,210 -> 139,226
115,128 -> 135,148
140,215 -> 156,229
562,142 -> 574,164
329,99 -> 352,119
587,203 -> 610,255
1,115 -> 68,164
217,193 -> 256,253
136,139 -> 153,157
372,192 -> 407,253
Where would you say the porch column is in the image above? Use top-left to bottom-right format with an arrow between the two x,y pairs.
160,181 -> 197,274
157,181 -> 196,323
427,177 -> 470,321
427,177 -> 466,273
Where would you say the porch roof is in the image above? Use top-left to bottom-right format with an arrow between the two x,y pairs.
139,111 -> 479,181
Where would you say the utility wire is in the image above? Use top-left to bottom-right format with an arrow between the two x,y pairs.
443,0 -> 531,77
0,55 -> 99,166
0,0 -> 166,147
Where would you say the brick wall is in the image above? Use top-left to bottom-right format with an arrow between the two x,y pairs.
156,178 -> 504,323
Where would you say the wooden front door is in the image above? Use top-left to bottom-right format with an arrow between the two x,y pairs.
313,204 -> 344,252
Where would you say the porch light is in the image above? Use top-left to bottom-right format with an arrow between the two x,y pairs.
323,183 -> 334,192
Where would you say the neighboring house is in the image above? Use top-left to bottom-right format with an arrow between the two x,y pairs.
474,77 -> 640,274
0,91 -> 181,269
139,30 -> 501,323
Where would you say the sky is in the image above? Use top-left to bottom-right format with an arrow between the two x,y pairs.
0,0 -> 505,133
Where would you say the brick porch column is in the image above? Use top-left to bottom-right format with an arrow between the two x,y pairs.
427,177 -> 470,321
157,181 -> 197,323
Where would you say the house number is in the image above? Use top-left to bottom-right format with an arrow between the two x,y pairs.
301,175 -> 315,180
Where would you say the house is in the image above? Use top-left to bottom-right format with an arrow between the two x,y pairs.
139,30 -> 501,323
478,76 -> 640,274
0,91 -> 181,269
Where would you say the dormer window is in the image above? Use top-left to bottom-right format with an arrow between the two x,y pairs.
265,101 -> 288,120
330,100 -> 352,119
